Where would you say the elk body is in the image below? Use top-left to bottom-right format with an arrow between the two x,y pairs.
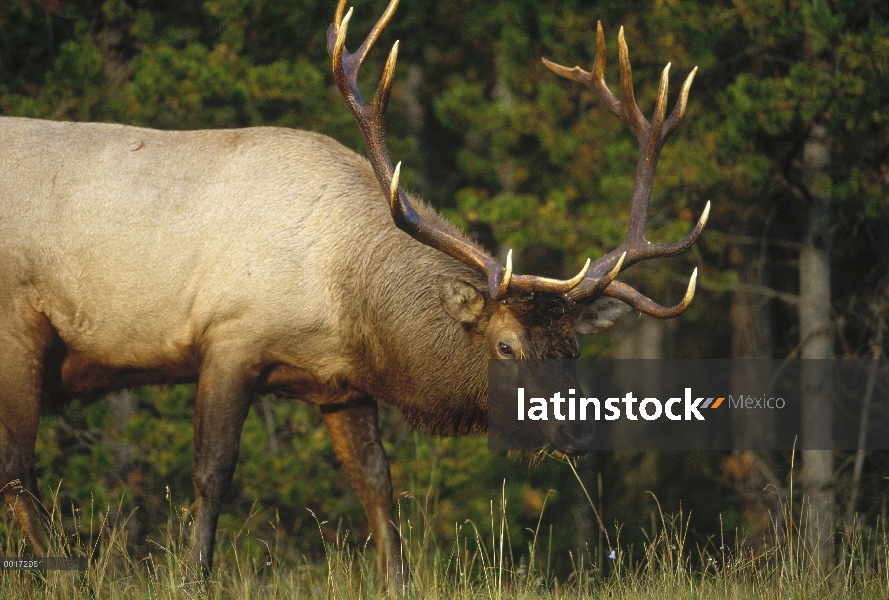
0,0 -> 706,586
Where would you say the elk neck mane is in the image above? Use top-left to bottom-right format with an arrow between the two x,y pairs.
336,180 -> 491,436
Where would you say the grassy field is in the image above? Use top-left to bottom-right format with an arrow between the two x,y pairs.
0,476 -> 887,599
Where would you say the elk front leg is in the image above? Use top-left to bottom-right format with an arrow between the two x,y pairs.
0,311 -> 52,556
189,356 -> 254,576
321,397 -> 404,588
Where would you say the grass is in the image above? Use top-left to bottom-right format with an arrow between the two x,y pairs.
0,471 -> 887,599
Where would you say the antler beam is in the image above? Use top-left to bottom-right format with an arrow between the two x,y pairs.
543,22 -> 709,315
328,0 -> 591,300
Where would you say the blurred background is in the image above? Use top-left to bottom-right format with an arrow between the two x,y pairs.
0,0 -> 886,575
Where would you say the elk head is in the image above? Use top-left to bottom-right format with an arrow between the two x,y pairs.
328,0 -> 708,450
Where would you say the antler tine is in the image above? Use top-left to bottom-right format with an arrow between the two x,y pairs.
506,257 -> 592,296
602,268 -> 698,318
626,62 -> 671,245
352,0 -> 400,78
592,21 -> 619,116
616,27 -> 648,140
664,67 -> 697,138
328,0 -> 400,89
628,200 -> 710,262
333,0 -> 347,31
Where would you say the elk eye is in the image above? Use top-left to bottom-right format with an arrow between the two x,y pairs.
498,342 -> 514,357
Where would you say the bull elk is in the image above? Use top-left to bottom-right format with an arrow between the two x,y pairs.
0,0 -> 706,587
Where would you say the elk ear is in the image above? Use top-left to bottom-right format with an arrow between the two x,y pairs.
575,297 -> 632,334
438,276 -> 485,324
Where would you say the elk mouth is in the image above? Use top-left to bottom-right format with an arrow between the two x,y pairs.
547,440 -> 593,459
553,447 -> 590,459
536,424 -> 594,459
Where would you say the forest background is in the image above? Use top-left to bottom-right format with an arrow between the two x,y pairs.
0,0 -> 887,577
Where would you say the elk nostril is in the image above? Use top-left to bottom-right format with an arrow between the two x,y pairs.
554,423 -> 593,455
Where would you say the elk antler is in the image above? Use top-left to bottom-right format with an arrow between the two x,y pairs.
543,22 -> 709,317
328,0 -> 591,301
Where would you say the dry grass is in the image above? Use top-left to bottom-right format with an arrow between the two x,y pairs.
0,477 -> 887,599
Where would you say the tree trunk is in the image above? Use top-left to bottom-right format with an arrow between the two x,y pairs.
798,124 -> 834,573
728,237 -> 777,547
614,314 -> 667,360
729,241 -> 775,448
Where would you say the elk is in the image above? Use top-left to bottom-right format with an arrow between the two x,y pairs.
0,0 -> 706,587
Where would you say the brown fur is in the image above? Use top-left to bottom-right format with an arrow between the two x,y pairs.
0,117 -> 625,587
